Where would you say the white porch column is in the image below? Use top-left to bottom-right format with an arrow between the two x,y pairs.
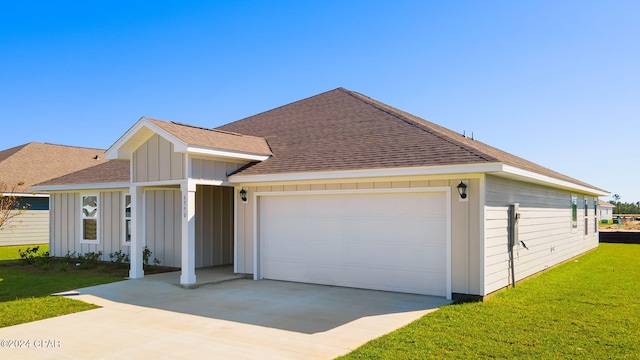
129,185 -> 144,279
180,180 -> 197,285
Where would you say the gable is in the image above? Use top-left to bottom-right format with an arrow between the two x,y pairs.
107,117 -> 272,162
133,134 -> 184,183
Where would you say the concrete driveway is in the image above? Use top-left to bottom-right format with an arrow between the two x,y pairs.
0,276 -> 450,359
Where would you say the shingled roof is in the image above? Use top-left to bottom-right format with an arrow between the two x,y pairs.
218,88 -> 601,190
0,142 -> 106,193
34,160 -> 130,188
146,118 -> 271,156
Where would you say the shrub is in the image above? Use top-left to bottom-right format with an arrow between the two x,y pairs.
109,250 -> 130,264
35,251 -> 51,269
57,262 -> 69,272
78,251 -> 103,270
142,246 -> 161,269
18,246 -> 50,267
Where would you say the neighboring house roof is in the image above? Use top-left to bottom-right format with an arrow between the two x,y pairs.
0,142 -> 106,193
34,160 -> 131,189
598,199 -> 615,208
218,88 -> 603,192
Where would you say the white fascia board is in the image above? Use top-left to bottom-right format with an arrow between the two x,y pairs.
229,163 -> 504,184
106,118 -> 187,160
30,182 -> 131,192
0,192 -> 49,197
186,146 -> 270,162
498,165 -> 609,196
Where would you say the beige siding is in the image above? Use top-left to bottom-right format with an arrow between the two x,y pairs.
235,177 -> 482,295
484,175 -> 598,295
133,134 -> 184,183
145,189 -> 181,267
49,191 -> 130,262
0,210 -> 49,246
195,186 -> 234,267
191,158 -> 247,182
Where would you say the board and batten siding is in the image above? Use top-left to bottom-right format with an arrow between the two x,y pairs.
195,185 -> 234,267
144,189 -> 181,267
133,134 -> 184,183
0,209 -> 49,246
235,177 -> 481,296
484,175 -> 598,295
49,191 -> 129,261
191,158 -> 247,182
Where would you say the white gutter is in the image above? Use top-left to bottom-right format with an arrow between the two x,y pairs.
498,165 -> 609,196
0,192 -> 50,197
31,182 -> 131,192
229,162 -> 608,196
229,163 -> 505,183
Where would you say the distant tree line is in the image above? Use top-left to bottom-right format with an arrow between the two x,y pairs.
609,194 -> 640,214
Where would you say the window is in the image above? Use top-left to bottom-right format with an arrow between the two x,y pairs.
584,198 -> 589,235
124,194 -> 132,244
571,195 -> 578,229
594,199 -> 598,233
81,195 -> 99,242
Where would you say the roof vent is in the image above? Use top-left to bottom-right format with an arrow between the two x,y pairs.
94,155 -> 100,160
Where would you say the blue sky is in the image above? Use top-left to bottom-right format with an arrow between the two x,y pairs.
1,1 -> 638,202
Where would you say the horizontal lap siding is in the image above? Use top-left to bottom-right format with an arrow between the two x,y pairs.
484,175 -> 598,295
0,209 -> 49,246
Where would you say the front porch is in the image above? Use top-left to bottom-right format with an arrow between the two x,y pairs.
105,117 -> 271,286
128,183 -> 236,286
140,265 -> 245,288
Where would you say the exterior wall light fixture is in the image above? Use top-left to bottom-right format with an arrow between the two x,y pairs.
457,181 -> 468,199
239,188 -> 248,203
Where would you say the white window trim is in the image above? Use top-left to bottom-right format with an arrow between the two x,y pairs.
570,194 -> 578,232
80,193 -> 100,244
122,193 -> 131,246
584,197 -> 589,236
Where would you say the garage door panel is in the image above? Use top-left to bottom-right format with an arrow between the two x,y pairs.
260,191 -> 448,296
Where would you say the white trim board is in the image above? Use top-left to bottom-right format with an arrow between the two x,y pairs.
230,163 -> 606,197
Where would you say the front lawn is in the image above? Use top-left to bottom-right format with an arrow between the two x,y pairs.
0,244 -> 49,261
0,245 -> 124,328
341,244 -> 640,359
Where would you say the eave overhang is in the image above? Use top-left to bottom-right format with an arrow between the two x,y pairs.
229,162 -> 608,196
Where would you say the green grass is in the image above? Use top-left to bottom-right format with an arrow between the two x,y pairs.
340,244 -> 640,359
0,265 -> 122,302
0,244 -> 49,261
0,296 -> 97,328
0,244 -> 124,328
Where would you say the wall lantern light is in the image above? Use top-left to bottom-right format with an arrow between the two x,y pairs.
239,188 -> 248,203
457,181 -> 468,199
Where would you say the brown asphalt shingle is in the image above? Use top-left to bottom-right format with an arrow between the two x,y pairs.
146,118 -> 272,156
217,88 -> 602,191
27,88 -> 603,192
35,159 -> 130,187
0,143 -> 106,193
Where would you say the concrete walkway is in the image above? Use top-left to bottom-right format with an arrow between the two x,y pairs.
0,273 -> 451,359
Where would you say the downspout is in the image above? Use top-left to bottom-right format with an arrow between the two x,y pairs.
508,203 -> 520,288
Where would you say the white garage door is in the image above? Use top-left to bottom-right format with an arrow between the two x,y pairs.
258,190 -> 448,296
